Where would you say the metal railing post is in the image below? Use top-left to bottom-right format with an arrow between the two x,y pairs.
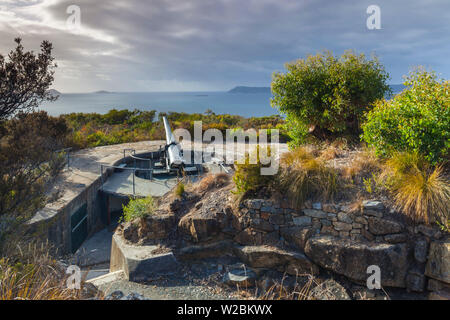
133,168 -> 136,196
100,165 -> 103,191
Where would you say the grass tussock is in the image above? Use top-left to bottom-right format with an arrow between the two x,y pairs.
343,148 -> 382,180
195,173 -> 230,194
278,147 -> 337,208
174,182 -> 185,198
0,242 -> 88,300
381,152 -> 450,225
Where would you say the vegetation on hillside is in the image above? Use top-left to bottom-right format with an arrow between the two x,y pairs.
362,68 -> 449,164
63,109 -> 288,149
271,50 -> 391,145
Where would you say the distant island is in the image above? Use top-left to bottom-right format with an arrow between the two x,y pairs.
228,86 -> 271,94
94,90 -> 115,94
47,89 -> 61,96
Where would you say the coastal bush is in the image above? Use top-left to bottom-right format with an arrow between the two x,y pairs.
362,69 -> 449,164
233,146 -> 273,195
277,147 -> 338,208
271,50 -> 390,140
175,182 -> 185,198
121,196 -> 155,223
380,152 -> 449,226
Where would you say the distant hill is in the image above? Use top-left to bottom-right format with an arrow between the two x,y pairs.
47,89 -> 61,96
94,90 -> 115,94
228,86 -> 271,94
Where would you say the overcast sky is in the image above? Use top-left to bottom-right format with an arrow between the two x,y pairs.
0,0 -> 449,92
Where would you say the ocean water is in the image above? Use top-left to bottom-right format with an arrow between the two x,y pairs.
40,85 -> 404,118
40,92 -> 276,118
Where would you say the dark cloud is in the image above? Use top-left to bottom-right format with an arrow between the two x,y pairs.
0,0 -> 449,92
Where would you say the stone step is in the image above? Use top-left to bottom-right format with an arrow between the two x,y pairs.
86,270 -> 125,287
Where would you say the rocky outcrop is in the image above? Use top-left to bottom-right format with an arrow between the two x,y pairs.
123,214 -> 176,243
178,205 -> 233,242
305,235 -> 411,287
233,245 -> 319,276
368,217 -> 403,235
425,238 -> 450,284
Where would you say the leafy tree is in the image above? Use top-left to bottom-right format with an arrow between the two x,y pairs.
271,51 -> 391,140
0,39 -> 65,246
362,68 -> 449,164
0,38 -> 57,120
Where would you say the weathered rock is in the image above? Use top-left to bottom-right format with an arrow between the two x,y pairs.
177,240 -> 234,260
364,210 -> 383,218
233,245 -> 318,275
417,224 -> 442,239
368,217 -> 403,235
269,214 -> 285,225
337,212 -> 353,224
305,235 -> 411,287
361,228 -> 375,241
263,231 -> 280,245
122,214 -> 174,243
247,199 -> 262,210
105,290 -> 124,300
293,216 -> 312,227
303,209 -> 327,219
121,292 -> 147,300
250,218 -> 274,232
333,221 -> 352,232
280,226 -> 314,250
312,202 -> 322,210
425,238 -> 450,284
322,204 -> 337,213
428,290 -> 450,300
234,228 -> 257,245
414,238 -> 429,263
384,233 -> 408,244
428,278 -> 450,292
406,270 -> 426,292
310,279 -> 351,300
178,207 -> 229,242
362,200 -> 384,211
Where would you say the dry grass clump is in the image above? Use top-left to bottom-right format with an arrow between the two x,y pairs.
0,242 -> 87,300
258,274 -> 318,300
381,152 -> 450,225
277,147 -> 338,208
319,145 -> 342,161
343,148 -> 381,180
195,173 -> 230,194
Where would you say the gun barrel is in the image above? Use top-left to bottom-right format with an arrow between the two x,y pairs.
162,116 -> 184,167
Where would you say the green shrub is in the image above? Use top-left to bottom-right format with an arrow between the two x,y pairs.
121,196 -> 155,223
175,182 -> 185,198
362,68 -> 449,164
271,50 -> 390,139
233,146 -> 273,195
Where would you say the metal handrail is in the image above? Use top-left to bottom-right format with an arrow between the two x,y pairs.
100,164 -> 154,196
123,148 -> 136,159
